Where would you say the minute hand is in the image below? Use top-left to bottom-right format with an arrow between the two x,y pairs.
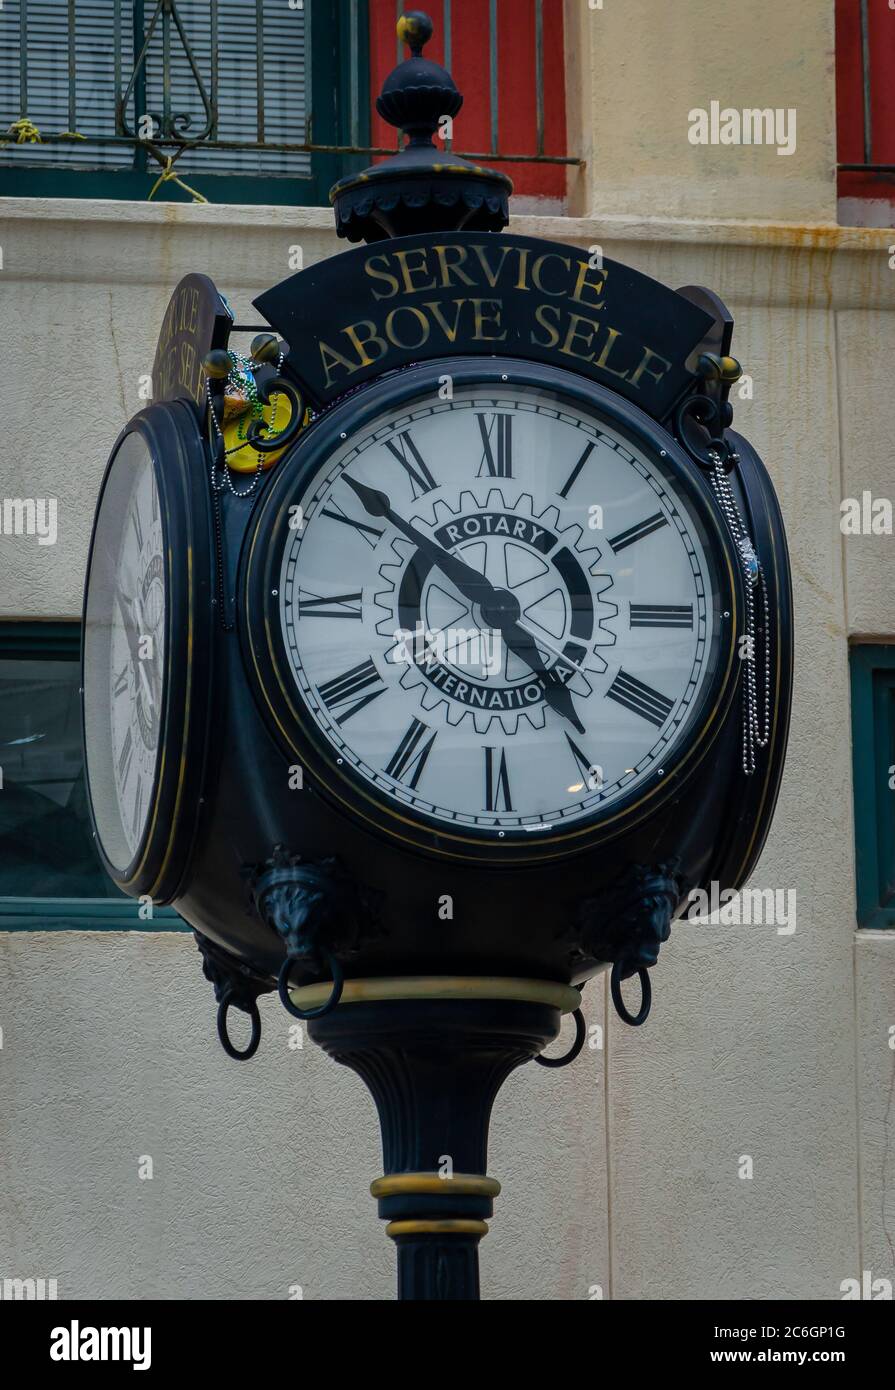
344,475 -> 585,733
344,475 -> 492,606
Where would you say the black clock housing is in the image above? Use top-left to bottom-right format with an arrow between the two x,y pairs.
152,360 -> 790,987
81,245 -> 791,996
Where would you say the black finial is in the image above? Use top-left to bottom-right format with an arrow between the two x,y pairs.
377,11 -> 462,148
396,9 -> 434,56
330,9 -> 511,244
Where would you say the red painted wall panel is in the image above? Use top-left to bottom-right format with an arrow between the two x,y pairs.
368,0 -> 568,200
836,0 -> 895,211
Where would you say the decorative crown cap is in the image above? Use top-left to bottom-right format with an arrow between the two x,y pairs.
330,9 -> 512,244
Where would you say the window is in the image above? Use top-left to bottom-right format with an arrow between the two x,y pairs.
850,644 -> 895,929
0,0 -> 574,207
0,623 -> 183,929
0,0 -> 370,205
835,0 -> 895,226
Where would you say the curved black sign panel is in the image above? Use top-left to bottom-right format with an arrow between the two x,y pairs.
254,232 -> 714,420
152,272 -> 233,412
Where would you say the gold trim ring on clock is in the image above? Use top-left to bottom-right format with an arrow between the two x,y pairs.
288,974 -> 582,1014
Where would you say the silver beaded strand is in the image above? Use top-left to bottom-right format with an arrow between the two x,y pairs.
708,447 -> 771,774
205,346 -> 285,630
205,347 -> 285,500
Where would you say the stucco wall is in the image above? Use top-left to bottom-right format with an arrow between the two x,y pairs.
0,190 -> 891,1298
564,0 -> 837,224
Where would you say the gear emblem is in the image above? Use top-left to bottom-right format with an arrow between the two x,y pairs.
374,488 -> 618,734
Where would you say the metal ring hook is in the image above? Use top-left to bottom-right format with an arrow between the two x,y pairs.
277,952 -> 345,1020
216,991 -> 262,1061
535,1007 -> 587,1067
610,962 -> 652,1027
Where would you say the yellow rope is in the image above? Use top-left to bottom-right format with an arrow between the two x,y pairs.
3,118 -> 205,203
4,118 -> 42,144
147,155 -> 208,204
2,120 -> 87,144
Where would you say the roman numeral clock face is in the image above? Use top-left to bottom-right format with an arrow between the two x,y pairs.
84,432 -> 167,874
253,376 -> 730,857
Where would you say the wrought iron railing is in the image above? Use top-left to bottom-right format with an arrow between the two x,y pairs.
0,0 -> 578,201
387,0 -> 575,167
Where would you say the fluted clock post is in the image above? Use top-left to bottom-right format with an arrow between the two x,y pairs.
308,991 -> 569,1300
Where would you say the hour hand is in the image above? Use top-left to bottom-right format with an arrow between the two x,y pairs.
502,622 -> 586,734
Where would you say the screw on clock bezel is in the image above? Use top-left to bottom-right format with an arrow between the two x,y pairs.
81,400 -> 214,901
241,357 -> 743,865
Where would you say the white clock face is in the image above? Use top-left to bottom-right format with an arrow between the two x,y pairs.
275,382 -> 721,841
84,432 -> 166,870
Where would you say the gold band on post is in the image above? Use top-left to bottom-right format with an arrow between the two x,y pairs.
371,1173 -> 501,1199
385,1219 -> 489,1239
288,974 -> 581,1014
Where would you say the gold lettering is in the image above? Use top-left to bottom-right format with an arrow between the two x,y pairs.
423,299 -> 468,342
385,305 -> 431,350
469,298 -> 507,342
180,341 -> 195,392
531,302 -> 561,348
319,338 -> 365,391
532,253 -> 571,296
364,254 -> 401,301
629,344 -> 673,391
515,246 -> 532,291
594,325 -> 631,381
434,243 -> 476,288
343,319 -> 389,369
187,287 -> 199,333
470,242 -> 514,288
570,260 -> 607,310
394,248 -> 437,295
559,312 -> 599,361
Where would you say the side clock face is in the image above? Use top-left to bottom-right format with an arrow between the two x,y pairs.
83,406 -> 211,894
245,363 -> 737,860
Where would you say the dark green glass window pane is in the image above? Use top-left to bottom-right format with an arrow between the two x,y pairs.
0,652 -> 125,898
850,644 -> 895,930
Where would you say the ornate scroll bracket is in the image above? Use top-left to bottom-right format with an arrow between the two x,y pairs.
249,847 -> 385,1022
674,352 -> 744,472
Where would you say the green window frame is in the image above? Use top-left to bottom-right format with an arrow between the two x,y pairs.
0,621 -> 185,931
850,643 -> 895,930
0,0 -> 370,207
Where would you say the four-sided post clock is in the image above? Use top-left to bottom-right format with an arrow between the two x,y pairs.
82,11 -> 792,1300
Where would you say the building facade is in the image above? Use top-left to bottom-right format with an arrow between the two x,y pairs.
0,0 -> 892,1299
